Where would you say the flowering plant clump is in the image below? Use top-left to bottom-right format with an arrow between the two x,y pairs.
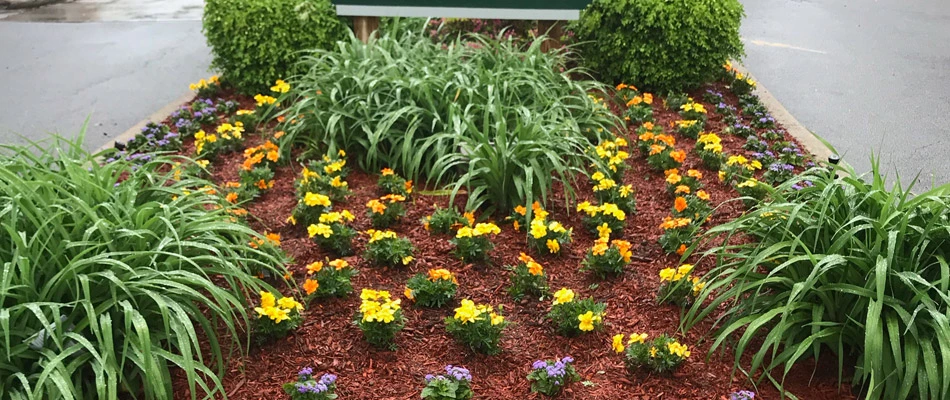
292,192 -> 332,227
703,89 -> 724,105
302,258 -> 357,300
591,137 -> 630,179
581,235 -> 633,279
527,356 -> 580,397
189,75 -> 220,98
215,98 -> 238,115
657,264 -> 705,306
720,154 -> 763,184
730,71 -> 757,96
616,333 -> 690,373
763,162 -> 796,185
405,268 -> 458,308
253,291 -> 304,343
355,289 -> 405,349
623,90 -> 655,124
234,140 -> 279,200
695,132 -> 724,170
775,142 -> 807,166
507,253 -> 549,301
126,122 -> 181,153
507,202 -> 545,232
423,205 -> 467,235
451,222 -> 501,264
634,122 -> 663,155
658,216 -> 700,255
283,368 -> 338,400
725,122 -> 755,138
377,168 -> 413,197
734,178 -> 771,206
673,119 -> 702,139
678,101 -> 708,122
547,288 -> 606,337
363,230 -> 415,267
751,111 -> 777,129
645,137 -> 686,172
672,189 -> 712,222
527,216 -> 572,256
296,152 -> 351,202
254,85 -> 281,120
421,365 -> 474,400
744,136 -> 769,153
193,124 -> 242,160
762,129 -> 785,142
590,171 -> 637,215
729,390 -> 757,400
577,201 -> 626,235
664,169 -> 704,197
366,194 -> 407,228
445,299 -> 509,354
307,211 -> 358,256
232,109 -> 258,133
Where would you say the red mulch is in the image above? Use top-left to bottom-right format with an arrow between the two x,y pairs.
164,83 -> 857,400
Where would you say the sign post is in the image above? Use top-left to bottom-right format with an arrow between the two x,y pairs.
333,0 -> 591,47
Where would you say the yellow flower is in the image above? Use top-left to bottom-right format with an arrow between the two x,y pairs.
330,176 -> 347,188
591,171 -> 605,181
341,210 -> 355,221
381,168 -> 394,176
277,296 -> 303,311
260,291 -> 276,308
612,334 -> 626,353
401,256 -> 414,265
628,333 -> 648,344
329,259 -> 348,270
304,192 -> 331,207
718,170 -> 727,182
473,222 -> 500,236
286,215 -> 297,225
546,239 -> 560,253
368,229 -> 398,243
270,79 -> 290,93
659,267 -> 677,282
650,347 -> 658,358
675,264 -> 693,281
552,288 -> 575,305
596,223 -> 612,239
530,218 -> 548,239
456,226 -> 473,238
254,94 -> 277,107
578,311 -> 600,332
453,299 -> 480,323
697,190 -> 710,201
667,341 -> 691,358
307,224 -> 333,238
490,312 -> 505,326
737,178 -> 759,188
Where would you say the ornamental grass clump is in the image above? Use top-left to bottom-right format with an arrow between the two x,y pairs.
527,216 -> 572,256
0,136 -> 286,399
613,333 -> 690,373
657,264 -> 705,306
527,356 -> 580,397
423,205 -> 467,235
253,291 -> 304,343
422,365 -> 474,400
547,288 -> 606,336
582,235 -> 634,279
366,194 -> 407,228
445,299 -> 509,354
303,259 -> 356,300
451,222 -> 501,264
307,210 -> 357,256
508,253 -> 550,301
363,230 -> 415,267
355,289 -> 405,349
283,368 -> 338,400
684,160 -> 950,400
405,268 -> 459,308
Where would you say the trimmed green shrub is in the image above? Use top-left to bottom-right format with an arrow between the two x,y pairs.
572,0 -> 745,92
683,160 -> 950,399
0,133 -> 286,399
202,0 -> 348,93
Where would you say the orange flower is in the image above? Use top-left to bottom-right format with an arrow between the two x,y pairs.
687,169 -> 703,179
655,134 -> 676,147
226,192 -> 238,203
675,185 -> 691,194
367,199 -> 387,214
266,150 -> 279,162
266,232 -> 281,246
276,115 -> 286,123
303,279 -> 319,295
225,181 -> 241,188
696,190 -> 710,201
670,150 -> 687,163
381,168 -> 394,176
274,131 -> 285,139
642,121 -> 654,130
674,197 -> 688,213
306,261 -> 324,274
649,144 -> 666,155
638,132 -> 655,142
666,173 -> 682,185
676,244 -> 688,255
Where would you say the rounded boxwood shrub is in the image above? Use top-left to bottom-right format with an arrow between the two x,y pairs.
572,0 -> 745,92
203,0 -> 348,93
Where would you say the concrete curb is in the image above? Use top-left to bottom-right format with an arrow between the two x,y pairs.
0,0 -> 62,10
734,63 -> 836,164
95,92 -> 195,154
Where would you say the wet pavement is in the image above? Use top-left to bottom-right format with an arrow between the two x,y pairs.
0,0 -> 208,151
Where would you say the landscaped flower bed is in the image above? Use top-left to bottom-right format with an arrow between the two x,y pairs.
102,39 -> 848,398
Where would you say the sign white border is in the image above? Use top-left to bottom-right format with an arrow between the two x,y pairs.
336,5 -> 580,20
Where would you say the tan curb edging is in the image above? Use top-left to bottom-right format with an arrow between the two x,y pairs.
733,63 -> 836,164
95,92 -> 196,154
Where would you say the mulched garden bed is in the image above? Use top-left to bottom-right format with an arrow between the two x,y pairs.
168,83 -> 856,400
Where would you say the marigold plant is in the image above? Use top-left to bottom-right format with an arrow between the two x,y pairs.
721,154 -> 763,184
678,101 -> 708,122
591,137 -> 630,179
507,201 -> 546,232
657,264 -> 705,306
645,138 -> 686,171
577,201 -> 626,235
363,229 -> 415,267
303,258 -> 357,300
729,70 -> 758,96
366,194 -> 407,228
189,75 -> 221,97
296,152 -> 351,202
674,119 -> 702,139
355,289 -> 405,349
590,170 -> 637,214
672,191 -> 712,223
620,86 -> 655,124
253,291 -> 304,343
377,167 -> 413,197
615,333 -> 690,373
695,132 -> 724,169
507,253 -> 550,301
423,205 -> 467,235
527,216 -> 572,256
291,191 -> 332,226
307,211 -> 357,256
658,216 -> 700,255
445,299 -> 509,354
664,168 -> 703,197
451,222 -> 501,264
582,235 -> 633,279
405,268 -> 459,308
547,288 -> 606,337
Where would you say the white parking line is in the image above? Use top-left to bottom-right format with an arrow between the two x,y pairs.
742,38 -> 828,54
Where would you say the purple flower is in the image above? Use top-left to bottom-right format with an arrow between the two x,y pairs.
765,150 -> 775,157
730,390 -> 756,400
561,356 -> 574,364
319,373 -> 337,385
751,152 -> 764,159
806,161 -> 816,168
165,132 -> 179,139
532,360 -> 547,370
114,182 -> 121,188
298,367 -> 313,377
424,374 -> 435,382
444,365 -> 472,382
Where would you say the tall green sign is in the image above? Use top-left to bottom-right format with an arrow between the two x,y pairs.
333,0 -> 592,20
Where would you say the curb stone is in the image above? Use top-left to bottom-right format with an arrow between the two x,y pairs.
96,92 -> 195,154
734,63 -> 837,165
0,0 -> 62,10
